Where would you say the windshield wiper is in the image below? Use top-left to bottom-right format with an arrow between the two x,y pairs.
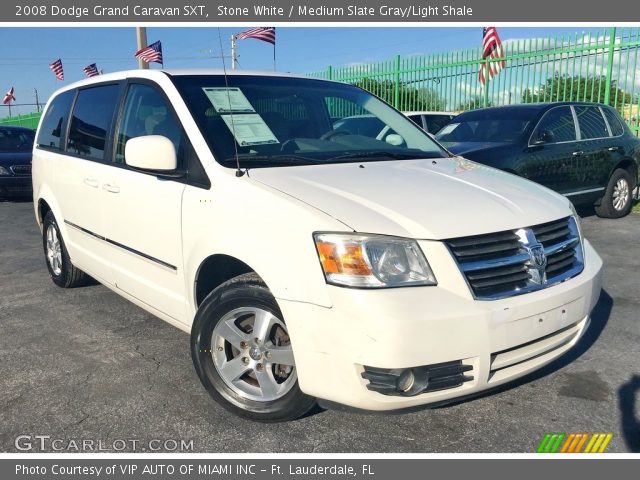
223,154 -> 323,167
329,150 -> 442,162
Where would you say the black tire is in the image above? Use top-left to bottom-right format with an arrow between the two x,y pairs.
42,211 -> 89,288
191,272 -> 316,422
595,168 -> 634,218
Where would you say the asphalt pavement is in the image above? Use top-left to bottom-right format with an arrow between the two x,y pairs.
0,200 -> 638,453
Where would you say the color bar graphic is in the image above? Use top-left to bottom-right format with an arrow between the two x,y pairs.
537,433 -> 613,453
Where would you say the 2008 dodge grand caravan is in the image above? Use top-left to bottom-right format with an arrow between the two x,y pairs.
33,70 -> 603,422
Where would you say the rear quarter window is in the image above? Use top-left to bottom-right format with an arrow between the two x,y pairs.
602,108 -> 625,136
36,90 -> 75,151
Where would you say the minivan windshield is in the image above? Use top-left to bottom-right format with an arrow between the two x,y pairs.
171,75 -> 448,168
435,108 -> 536,144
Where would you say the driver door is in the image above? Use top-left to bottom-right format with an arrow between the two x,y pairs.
101,82 -> 188,323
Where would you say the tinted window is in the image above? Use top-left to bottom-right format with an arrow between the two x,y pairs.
67,85 -> 119,160
426,115 -> 453,134
0,128 -> 34,152
407,115 -> 423,127
115,84 -> 188,169
575,106 -> 609,140
532,106 -> 576,143
436,108 -> 534,143
36,90 -> 74,151
602,107 -> 624,136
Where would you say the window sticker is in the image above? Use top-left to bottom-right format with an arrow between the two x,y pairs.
221,114 -> 279,146
202,87 -> 255,113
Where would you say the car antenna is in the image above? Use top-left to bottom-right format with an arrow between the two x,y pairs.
217,28 -> 245,177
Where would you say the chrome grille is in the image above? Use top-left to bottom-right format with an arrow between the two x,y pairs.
446,217 -> 584,300
10,165 -> 31,175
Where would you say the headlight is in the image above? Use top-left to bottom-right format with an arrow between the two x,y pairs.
314,233 -> 437,288
0,166 -> 10,176
568,203 -> 584,240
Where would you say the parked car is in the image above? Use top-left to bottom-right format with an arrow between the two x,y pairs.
33,70 -> 602,422
404,111 -> 457,134
435,103 -> 640,218
0,126 -> 35,199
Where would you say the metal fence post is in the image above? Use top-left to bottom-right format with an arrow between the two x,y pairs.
604,26 -> 617,106
394,54 -> 401,109
327,65 -> 333,81
483,57 -> 490,108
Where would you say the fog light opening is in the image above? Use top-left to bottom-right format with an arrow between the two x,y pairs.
396,369 -> 415,393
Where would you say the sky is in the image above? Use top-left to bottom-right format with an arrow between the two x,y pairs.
0,26 -> 611,116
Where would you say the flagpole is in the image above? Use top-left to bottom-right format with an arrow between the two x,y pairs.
136,27 -> 149,70
231,35 -> 237,70
273,43 -> 276,71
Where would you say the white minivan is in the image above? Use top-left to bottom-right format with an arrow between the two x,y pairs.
33,70 -> 603,421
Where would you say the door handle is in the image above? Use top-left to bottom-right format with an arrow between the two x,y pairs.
83,178 -> 99,188
102,183 -> 120,193
608,146 -> 621,152
572,150 -> 584,157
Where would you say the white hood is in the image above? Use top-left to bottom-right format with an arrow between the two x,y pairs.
248,157 -> 572,240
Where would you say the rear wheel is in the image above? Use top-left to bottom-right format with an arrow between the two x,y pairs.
191,273 -> 316,422
42,211 -> 89,288
595,168 -> 634,218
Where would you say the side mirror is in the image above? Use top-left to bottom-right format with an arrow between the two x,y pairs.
532,129 -> 554,145
385,134 -> 404,146
125,135 -> 177,171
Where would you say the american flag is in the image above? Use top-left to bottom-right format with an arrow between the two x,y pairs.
3,87 -> 15,105
83,63 -> 100,77
134,41 -> 163,65
50,58 -> 64,81
479,27 -> 506,85
235,27 -> 276,45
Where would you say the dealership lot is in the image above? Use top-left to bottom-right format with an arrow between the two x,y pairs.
0,201 -> 638,453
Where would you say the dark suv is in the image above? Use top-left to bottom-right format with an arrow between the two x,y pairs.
436,102 -> 639,218
0,126 -> 35,199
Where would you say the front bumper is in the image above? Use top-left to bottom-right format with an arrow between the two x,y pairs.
281,239 -> 603,411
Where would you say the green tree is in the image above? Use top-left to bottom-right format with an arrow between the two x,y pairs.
522,74 -> 632,111
456,95 -> 492,111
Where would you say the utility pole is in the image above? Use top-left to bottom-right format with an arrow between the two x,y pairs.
34,88 -> 40,113
230,35 -> 238,70
136,27 -> 149,70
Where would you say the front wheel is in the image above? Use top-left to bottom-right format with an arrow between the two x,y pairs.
191,273 -> 316,422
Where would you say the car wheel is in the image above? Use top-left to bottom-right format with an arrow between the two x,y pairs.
595,168 -> 634,218
42,211 -> 89,288
191,272 -> 316,422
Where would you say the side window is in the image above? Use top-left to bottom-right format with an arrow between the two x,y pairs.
115,84 -> 188,168
532,106 -> 576,143
407,115 -> 422,127
36,90 -> 75,151
427,115 -> 453,134
575,106 -> 609,140
67,85 -> 120,160
602,107 -> 624,136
